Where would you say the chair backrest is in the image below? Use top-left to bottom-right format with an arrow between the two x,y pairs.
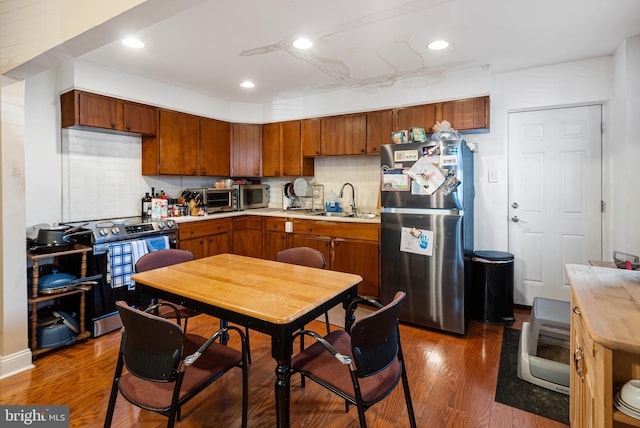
116,300 -> 184,382
349,291 -> 406,378
276,247 -> 326,269
135,249 -> 194,272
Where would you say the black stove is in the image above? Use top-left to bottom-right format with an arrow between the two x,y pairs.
64,216 -> 178,252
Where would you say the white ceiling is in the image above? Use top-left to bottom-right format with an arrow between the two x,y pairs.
44,0 -> 640,103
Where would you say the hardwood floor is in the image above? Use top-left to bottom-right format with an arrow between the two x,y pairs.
0,308 -> 567,427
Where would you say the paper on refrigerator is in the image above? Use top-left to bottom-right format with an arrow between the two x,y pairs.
400,227 -> 434,256
406,156 -> 445,195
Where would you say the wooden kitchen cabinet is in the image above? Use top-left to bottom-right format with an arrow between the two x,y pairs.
366,109 -> 393,154
178,218 -> 232,259
61,90 -> 157,135
395,103 -> 437,133
439,96 -> 490,131
157,110 -> 200,175
200,117 -> 231,176
263,120 -> 313,177
232,123 -> 261,177
321,113 -> 367,155
301,118 -> 321,156
232,216 -> 262,258
291,219 -> 379,298
567,264 -> 640,428
262,217 -> 289,261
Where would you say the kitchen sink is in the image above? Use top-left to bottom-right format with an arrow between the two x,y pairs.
307,211 -> 377,219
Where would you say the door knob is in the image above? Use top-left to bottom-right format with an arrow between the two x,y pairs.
511,202 -> 519,209
511,216 -> 520,222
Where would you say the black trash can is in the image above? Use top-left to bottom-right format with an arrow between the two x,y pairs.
471,250 -> 515,325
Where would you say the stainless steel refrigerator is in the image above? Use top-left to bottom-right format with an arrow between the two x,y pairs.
380,138 -> 473,335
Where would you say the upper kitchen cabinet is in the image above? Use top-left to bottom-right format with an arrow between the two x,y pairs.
60,90 -> 157,135
301,118 -> 321,157
321,113 -> 367,156
439,96 -> 490,132
200,117 -> 231,176
366,109 -> 393,154
232,123 -> 261,177
395,103 -> 437,134
262,120 -> 313,177
156,110 -> 199,175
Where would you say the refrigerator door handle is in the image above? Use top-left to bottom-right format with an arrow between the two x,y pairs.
382,207 -> 463,216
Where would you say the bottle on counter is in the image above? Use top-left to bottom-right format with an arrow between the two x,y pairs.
160,190 -> 169,218
142,192 -> 152,220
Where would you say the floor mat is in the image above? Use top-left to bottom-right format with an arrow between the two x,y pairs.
495,327 -> 569,425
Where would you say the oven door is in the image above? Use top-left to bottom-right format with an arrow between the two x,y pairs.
206,188 -> 238,213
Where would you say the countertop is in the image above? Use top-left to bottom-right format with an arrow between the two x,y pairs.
566,264 -> 640,354
169,207 -> 381,224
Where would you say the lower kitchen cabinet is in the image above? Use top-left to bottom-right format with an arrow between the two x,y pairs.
178,218 -> 232,259
567,265 -> 640,428
262,217 -> 288,261
232,216 -> 262,258
290,219 -> 380,299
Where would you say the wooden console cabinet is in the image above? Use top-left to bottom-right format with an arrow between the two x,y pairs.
567,264 -> 640,428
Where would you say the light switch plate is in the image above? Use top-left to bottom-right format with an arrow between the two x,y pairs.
488,169 -> 499,183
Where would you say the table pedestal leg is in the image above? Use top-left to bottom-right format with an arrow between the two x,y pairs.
275,359 -> 291,428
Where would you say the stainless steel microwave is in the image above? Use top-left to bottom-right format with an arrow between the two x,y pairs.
205,187 -> 239,213
235,184 -> 269,210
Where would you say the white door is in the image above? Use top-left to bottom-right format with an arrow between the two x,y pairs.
508,105 -> 602,305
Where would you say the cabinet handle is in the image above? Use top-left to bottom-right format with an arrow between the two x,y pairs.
315,150 -> 320,155
572,306 -> 581,316
360,148 -> 365,153
111,122 -> 116,129
308,228 -> 313,232
190,229 -> 195,234
126,125 -> 131,131
201,169 -> 206,175
574,346 -> 584,381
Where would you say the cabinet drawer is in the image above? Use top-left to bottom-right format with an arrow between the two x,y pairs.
264,217 -> 287,232
292,219 -> 379,241
234,216 -> 263,230
179,218 -> 232,239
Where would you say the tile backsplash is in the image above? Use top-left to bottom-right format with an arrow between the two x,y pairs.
61,129 -> 380,221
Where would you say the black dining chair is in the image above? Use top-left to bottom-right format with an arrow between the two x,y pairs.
135,249 -> 199,331
104,301 -> 248,428
290,291 -> 417,428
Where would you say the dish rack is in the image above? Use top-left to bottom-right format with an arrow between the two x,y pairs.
283,184 -> 324,211
613,250 -> 640,270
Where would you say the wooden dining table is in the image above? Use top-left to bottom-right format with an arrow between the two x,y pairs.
131,253 -> 362,428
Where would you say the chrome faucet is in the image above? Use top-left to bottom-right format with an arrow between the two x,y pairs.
339,183 -> 357,215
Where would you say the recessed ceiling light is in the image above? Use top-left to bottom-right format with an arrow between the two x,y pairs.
121,37 -> 145,49
240,81 -> 255,89
293,37 -> 313,50
427,40 -> 449,51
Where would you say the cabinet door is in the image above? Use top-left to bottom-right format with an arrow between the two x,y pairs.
232,216 -> 262,258
179,237 -> 207,259
282,120 -> 304,176
207,232 -> 231,256
332,239 -> 379,298
261,122 -> 281,177
263,231 -> 288,261
232,124 -> 261,176
321,114 -> 367,155
440,96 -> 489,131
290,234 -> 331,268
123,102 -> 157,135
366,109 -> 393,154
158,110 -> 199,175
200,117 -> 231,176
302,118 -> 321,156
78,92 -> 120,130
396,103 -> 437,133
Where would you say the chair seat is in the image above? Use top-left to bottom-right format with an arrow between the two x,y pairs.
119,333 -> 242,410
155,301 -> 201,320
291,330 -> 401,404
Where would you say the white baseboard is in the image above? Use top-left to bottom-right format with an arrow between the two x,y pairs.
0,348 -> 34,379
